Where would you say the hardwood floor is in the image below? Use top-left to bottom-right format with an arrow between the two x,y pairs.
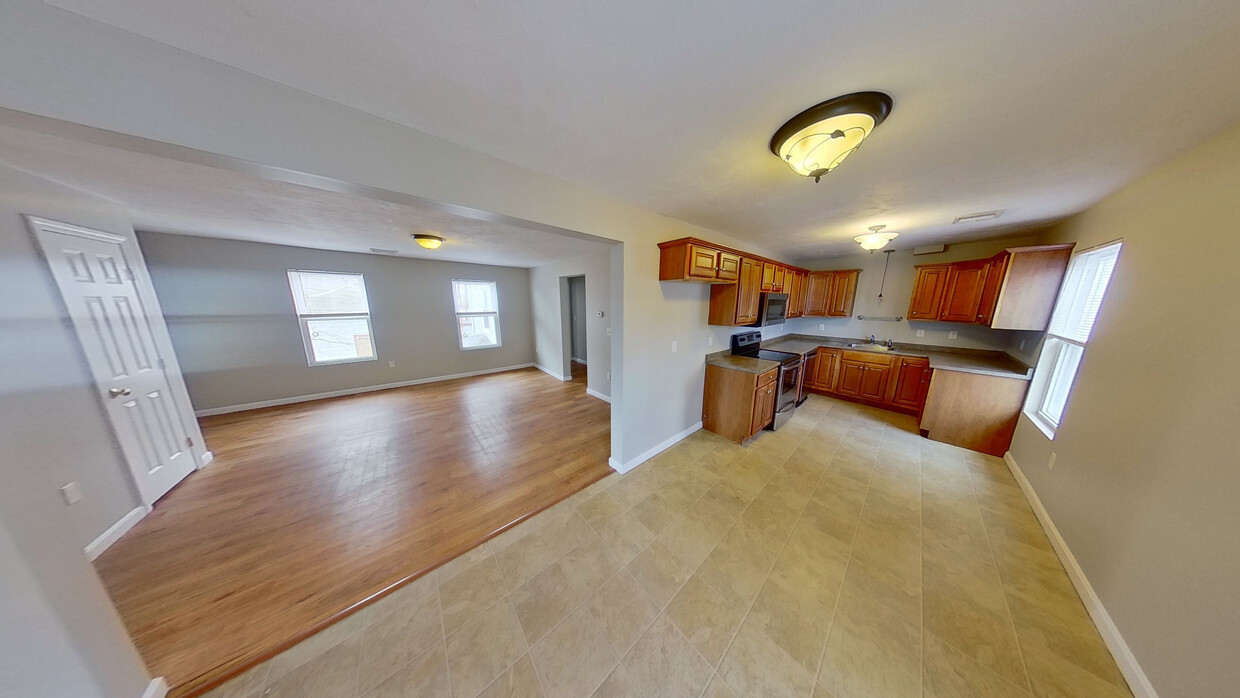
93,365 -> 610,696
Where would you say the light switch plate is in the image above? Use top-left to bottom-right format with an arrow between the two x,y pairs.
948,331 -> 959,340
819,324 -> 825,331
388,361 -> 396,368
60,482 -> 83,506
671,341 -> 678,353
915,329 -> 925,338
1048,452 -> 1057,470
707,336 -> 713,346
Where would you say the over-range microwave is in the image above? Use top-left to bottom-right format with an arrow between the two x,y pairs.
757,292 -> 788,326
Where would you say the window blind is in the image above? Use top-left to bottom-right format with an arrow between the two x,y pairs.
1047,243 -> 1121,343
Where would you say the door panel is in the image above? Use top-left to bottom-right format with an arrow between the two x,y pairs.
908,265 -> 950,320
827,271 -> 858,317
687,244 -> 719,279
975,253 -> 1008,325
835,361 -> 866,397
938,260 -> 989,322
717,252 -> 741,281
805,272 -> 831,316
31,218 -> 199,505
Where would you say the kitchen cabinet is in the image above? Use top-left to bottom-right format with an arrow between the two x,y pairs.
907,244 -> 1073,330
810,348 -> 839,391
708,256 -> 762,325
804,270 -> 861,318
786,271 -> 804,318
920,369 -> 1029,456
703,364 -> 778,443
938,259 -> 990,323
658,238 -> 741,282
772,265 -> 786,293
887,357 -> 932,409
908,264 -> 950,320
836,351 -> 891,401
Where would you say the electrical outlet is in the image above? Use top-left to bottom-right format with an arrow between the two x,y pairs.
596,311 -> 604,318
671,341 -> 678,353
388,361 -> 396,368
1048,452 -> 1057,470
1019,339 -> 1026,351
915,329 -> 925,338
605,327 -> 611,336
60,482 -> 83,506
948,331 -> 959,340
606,371 -> 611,381
707,336 -> 713,346
819,324 -> 825,331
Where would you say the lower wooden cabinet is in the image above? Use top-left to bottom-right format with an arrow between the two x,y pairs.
887,356 -> 932,408
804,349 -> 930,414
703,364 -> 779,443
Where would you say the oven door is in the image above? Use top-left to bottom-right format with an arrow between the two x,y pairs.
769,358 -> 802,430
759,293 -> 788,326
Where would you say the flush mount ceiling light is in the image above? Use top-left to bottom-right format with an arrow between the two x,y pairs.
770,91 -> 893,182
412,234 -> 445,250
854,225 -> 898,252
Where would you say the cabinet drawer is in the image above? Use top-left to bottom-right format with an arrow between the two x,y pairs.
841,350 -> 892,366
757,368 -> 779,388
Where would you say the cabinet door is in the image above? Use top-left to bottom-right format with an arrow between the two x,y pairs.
815,349 -> 838,391
736,257 -> 761,324
717,251 -> 741,281
827,270 -> 859,317
786,271 -> 802,317
805,272 -> 831,316
760,262 -> 776,292
975,253 -> 1008,325
772,266 -> 786,293
938,260 -> 989,322
857,365 -> 890,401
687,244 -> 720,280
835,360 -> 866,397
889,358 -> 931,408
803,351 -> 818,387
750,383 -> 776,436
908,265 -> 950,321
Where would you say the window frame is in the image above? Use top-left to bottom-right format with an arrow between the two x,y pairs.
451,279 -> 502,351
1023,241 -> 1122,439
287,269 -> 378,367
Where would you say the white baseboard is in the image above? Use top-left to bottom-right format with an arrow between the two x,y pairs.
572,358 -> 587,365
609,421 -> 702,474
535,363 -> 571,382
194,363 -> 538,416
141,677 -> 168,698
1003,452 -> 1158,698
85,506 -> 150,561
585,388 -> 611,404
198,450 -> 214,468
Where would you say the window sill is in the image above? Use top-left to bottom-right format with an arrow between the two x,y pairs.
1023,410 -> 1058,441
308,356 -> 378,367
459,343 -> 502,351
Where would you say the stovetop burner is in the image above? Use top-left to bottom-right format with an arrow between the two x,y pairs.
730,330 -> 801,365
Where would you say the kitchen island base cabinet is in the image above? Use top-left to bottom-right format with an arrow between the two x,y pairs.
703,364 -> 779,443
920,370 -> 1029,457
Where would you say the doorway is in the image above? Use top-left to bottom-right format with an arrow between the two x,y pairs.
567,275 -> 587,377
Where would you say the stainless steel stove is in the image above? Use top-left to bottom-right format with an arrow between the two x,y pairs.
730,331 -> 803,431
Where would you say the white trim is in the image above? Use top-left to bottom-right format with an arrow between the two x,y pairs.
535,364 -> 571,382
609,422 -> 702,474
199,451 -> 215,468
585,388 -> 611,404
85,506 -> 150,561
141,677 -> 169,698
1003,452 -> 1158,698
194,363 -> 537,416
572,358 -> 587,365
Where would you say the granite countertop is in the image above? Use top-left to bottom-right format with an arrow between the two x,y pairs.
705,354 -> 781,374
762,334 -> 1034,380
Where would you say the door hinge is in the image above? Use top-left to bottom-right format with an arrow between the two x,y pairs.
186,436 -> 194,448
157,358 -> 166,370
125,268 -> 136,280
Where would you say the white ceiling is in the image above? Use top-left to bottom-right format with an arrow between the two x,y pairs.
42,0 -> 1240,259
0,125 -> 610,267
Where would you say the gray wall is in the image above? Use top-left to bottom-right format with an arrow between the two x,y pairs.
0,164 -> 151,697
568,276 -> 587,362
531,249 -> 615,398
137,232 -> 537,412
1009,121 -> 1240,696
788,234 -> 1040,352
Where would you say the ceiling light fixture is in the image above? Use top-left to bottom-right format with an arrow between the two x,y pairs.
854,225 -> 898,252
412,234 -> 445,250
770,91 -> 893,182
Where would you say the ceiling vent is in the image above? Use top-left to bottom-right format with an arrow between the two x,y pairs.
369,247 -> 398,255
913,244 -> 947,255
953,210 -> 1003,224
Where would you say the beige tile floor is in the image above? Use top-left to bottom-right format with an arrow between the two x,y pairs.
203,395 -> 1133,698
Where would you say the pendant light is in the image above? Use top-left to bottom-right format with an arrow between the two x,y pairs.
770,91 -> 893,182
854,225 -> 898,252
412,234 -> 445,250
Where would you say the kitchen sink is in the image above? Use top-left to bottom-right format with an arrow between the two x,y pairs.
846,343 -> 893,352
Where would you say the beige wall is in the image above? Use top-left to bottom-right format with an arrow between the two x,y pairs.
138,232 -> 537,412
1009,122 -> 1240,696
530,247 -> 616,398
0,164 -> 151,697
789,234 -> 1040,352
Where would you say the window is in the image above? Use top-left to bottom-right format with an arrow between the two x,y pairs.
287,270 -> 377,365
452,279 -> 501,349
1023,241 -> 1122,438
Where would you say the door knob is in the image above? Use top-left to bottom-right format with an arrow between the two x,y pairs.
108,387 -> 132,398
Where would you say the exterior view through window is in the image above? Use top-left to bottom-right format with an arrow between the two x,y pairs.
452,279 -> 501,349
287,270 -> 376,365
1024,241 -> 1122,437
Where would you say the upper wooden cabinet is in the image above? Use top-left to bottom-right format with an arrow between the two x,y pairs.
908,244 -> 1073,330
804,270 -> 861,318
786,270 -> 806,318
908,264 -> 950,321
709,256 -> 762,325
658,239 -> 741,282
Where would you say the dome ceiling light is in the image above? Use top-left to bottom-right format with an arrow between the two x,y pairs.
412,234 -> 445,250
855,225 -> 898,252
770,91 -> 893,182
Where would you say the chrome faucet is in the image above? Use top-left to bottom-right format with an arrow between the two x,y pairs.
886,338 -> 894,348
869,334 -> 877,344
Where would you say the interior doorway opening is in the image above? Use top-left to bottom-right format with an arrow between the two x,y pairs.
567,275 -> 587,375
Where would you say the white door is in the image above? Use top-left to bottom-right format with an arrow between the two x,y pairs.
30,218 -> 199,504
